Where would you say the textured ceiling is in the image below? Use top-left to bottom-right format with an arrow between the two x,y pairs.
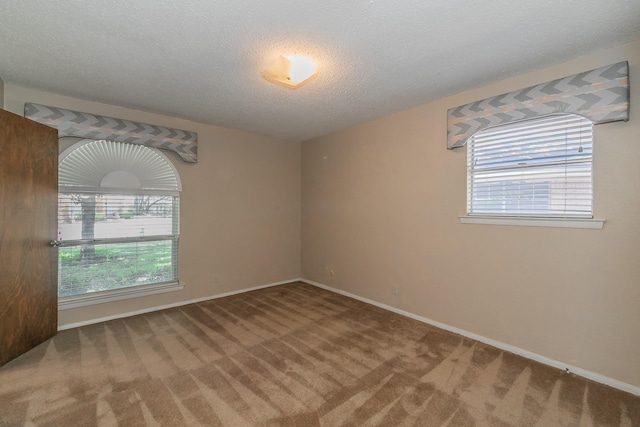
1,1 -> 639,142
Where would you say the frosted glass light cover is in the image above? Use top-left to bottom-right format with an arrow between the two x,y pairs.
262,55 -> 317,89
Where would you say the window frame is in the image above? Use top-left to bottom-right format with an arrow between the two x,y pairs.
57,140 -> 183,309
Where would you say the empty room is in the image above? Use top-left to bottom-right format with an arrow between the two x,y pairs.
1,1 -> 639,426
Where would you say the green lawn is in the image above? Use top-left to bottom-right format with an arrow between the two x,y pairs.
59,240 -> 176,297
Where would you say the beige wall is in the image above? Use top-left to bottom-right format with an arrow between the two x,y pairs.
4,84 -> 301,328
0,76 -> 4,108
302,39 -> 640,388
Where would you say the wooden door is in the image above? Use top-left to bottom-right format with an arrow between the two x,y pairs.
0,108 -> 58,366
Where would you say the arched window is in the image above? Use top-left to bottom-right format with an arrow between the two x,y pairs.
57,139 -> 182,307
467,114 -> 593,218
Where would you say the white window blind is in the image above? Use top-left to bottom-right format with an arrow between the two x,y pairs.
57,194 -> 179,297
467,114 -> 593,218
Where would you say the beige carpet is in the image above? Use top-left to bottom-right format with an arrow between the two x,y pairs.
0,282 -> 638,426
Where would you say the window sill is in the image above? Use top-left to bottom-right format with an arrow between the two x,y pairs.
459,216 -> 605,229
59,281 -> 184,310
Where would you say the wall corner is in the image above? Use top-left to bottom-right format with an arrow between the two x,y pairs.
0,75 -> 5,109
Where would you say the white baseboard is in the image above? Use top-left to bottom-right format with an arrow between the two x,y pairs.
57,276 -> 639,396
58,278 -> 303,331
59,281 -> 185,310
301,278 -> 640,397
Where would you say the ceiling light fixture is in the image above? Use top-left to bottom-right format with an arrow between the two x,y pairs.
262,55 -> 317,89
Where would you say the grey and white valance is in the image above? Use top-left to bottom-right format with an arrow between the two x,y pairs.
447,61 -> 629,149
24,103 -> 198,163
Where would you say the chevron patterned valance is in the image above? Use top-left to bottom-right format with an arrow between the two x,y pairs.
24,103 -> 198,163
447,61 -> 630,149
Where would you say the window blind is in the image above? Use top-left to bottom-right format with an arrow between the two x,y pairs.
57,193 -> 179,297
467,114 -> 593,218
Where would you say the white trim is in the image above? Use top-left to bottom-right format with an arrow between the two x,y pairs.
301,278 -> 640,397
59,281 -> 185,310
459,216 -> 605,229
58,278 -> 302,330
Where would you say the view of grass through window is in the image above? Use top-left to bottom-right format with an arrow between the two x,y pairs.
59,241 -> 175,297
58,193 -> 179,297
